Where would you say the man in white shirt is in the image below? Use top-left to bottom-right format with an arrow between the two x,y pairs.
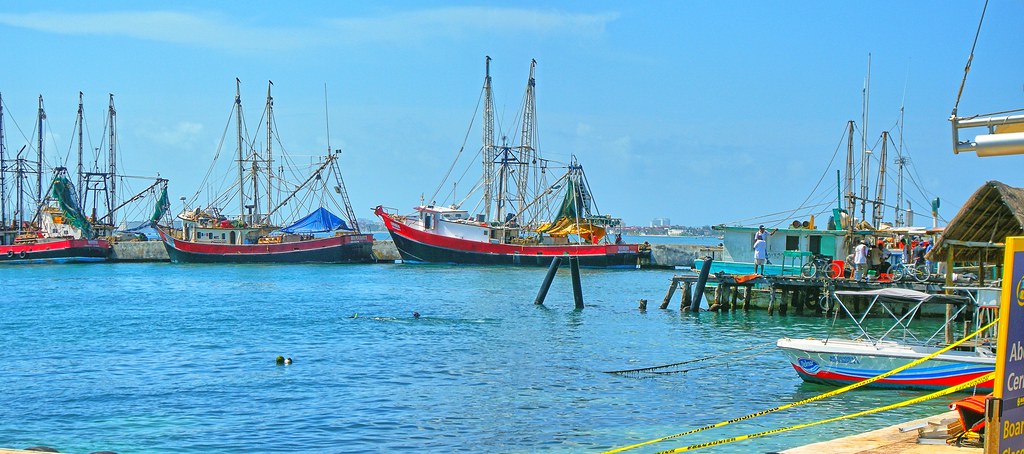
853,240 -> 869,280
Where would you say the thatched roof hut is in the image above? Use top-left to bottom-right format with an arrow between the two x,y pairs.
929,180 -> 1024,265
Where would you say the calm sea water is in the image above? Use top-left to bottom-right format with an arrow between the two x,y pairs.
0,262 -> 959,453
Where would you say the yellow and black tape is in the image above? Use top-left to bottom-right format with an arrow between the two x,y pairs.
603,319 -> 998,453
653,372 -> 994,453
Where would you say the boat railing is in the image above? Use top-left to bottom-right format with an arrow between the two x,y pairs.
827,290 -> 978,348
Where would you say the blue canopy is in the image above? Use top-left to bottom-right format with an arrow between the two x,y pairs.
281,207 -> 351,233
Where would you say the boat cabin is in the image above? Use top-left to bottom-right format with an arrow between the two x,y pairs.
414,205 -> 493,244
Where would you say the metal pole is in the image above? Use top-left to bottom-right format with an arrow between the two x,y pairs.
691,256 -> 713,312
534,256 -> 561,305
569,256 -> 584,309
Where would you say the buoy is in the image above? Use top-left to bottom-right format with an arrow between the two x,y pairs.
276,356 -> 285,365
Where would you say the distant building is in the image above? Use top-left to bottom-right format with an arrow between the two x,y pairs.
651,218 -> 671,227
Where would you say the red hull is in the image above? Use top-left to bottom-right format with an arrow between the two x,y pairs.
0,238 -> 111,263
376,208 -> 639,267
156,228 -> 374,263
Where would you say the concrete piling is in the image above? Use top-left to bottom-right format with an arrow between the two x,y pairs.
534,256 -> 562,305
569,256 -> 584,309
691,256 -> 713,312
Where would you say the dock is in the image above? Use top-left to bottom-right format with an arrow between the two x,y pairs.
660,272 -> 947,314
781,411 -> 980,453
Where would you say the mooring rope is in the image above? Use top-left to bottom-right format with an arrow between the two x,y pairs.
604,343 -> 775,375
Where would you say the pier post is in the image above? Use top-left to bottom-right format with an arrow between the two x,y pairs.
779,288 -> 789,316
681,281 -> 692,310
569,256 -> 584,310
691,256 -> 713,312
812,287 -> 823,315
729,285 -> 739,312
661,277 -> 678,309
743,285 -> 752,311
795,289 -> 805,316
709,284 -> 722,311
534,256 -> 562,305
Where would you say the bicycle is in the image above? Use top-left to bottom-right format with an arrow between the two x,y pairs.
800,254 -> 842,279
889,260 -> 930,283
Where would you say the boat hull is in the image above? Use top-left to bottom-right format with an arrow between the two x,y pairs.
378,210 -> 639,268
156,228 -> 374,264
0,239 -> 111,264
777,337 -> 994,391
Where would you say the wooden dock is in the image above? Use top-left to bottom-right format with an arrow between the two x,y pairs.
781,411 -> 981,453
661,272 -> 946,315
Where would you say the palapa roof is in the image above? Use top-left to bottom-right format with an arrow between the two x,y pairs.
929,180 -> 1024,264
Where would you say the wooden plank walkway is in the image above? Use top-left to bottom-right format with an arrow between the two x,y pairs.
781,411 -> 981,454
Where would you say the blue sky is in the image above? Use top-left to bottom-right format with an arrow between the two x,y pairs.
1,1 -> 1022,227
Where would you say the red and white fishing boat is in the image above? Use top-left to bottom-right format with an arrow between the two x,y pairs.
155,80 -> 373,264
777,288 -> 995,391
1,95 -> 116,264
376,58 -> 639,268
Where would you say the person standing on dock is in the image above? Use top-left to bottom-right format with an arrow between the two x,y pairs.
753,235 -> 768,274
853,240 -> 869,280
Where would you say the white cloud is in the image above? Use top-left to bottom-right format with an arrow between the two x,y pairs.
0,8 -> 618,51
143,121 -> 204,148
326,7 -> 619,45
0,11 -> 307,51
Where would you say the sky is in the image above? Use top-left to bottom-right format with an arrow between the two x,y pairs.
1,1 -> 1022,228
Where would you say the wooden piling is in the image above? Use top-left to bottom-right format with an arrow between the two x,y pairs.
742,285 -> 753,311
779,289 -> 789,316
681,281 -> 693,311
661,277 -> 677,310
729,285 -> 739,312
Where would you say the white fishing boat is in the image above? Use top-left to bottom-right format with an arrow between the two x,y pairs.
777,288 -> 995,391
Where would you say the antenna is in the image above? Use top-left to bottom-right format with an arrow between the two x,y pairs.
324,83 -> 331,154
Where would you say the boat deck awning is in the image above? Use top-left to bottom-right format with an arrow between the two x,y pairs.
834,288 -> 970,306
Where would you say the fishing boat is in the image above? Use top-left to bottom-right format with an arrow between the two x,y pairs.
155,80 -> 373,264
376,58 -> 639,268
0,94 -> 120,264
777,288 -> 995,391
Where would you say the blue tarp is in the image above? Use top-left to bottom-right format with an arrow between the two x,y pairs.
281,207 -> 350,234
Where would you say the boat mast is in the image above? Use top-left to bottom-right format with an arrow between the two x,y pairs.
265,81 -> 274,225
107,93 -> 117,227
235,78 -> 246,223
844,120 -> 855,221
482,56 -> 495,222
36,95 -> 45,209
894,156 -> 907,227
859,55 -> 871,226
517,59 -> 537,225
0,92 -> 6,232
872,131 -> 887,228
15,145 -> 25,234
76,92 -> 84,194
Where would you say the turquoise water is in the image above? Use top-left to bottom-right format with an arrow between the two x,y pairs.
0,263 -> 959,453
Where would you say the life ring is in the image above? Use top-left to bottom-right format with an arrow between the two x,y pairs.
18,251 -> 26,259
5,250 -> 12,257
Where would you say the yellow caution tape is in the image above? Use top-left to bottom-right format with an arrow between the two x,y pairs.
655,371 -> 995,453
603,319 -> 998,453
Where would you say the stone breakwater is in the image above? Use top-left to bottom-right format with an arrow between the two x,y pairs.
110,240 -> 402,262
109,240 -> 708,268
